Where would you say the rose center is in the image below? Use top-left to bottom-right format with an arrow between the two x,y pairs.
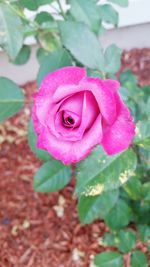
65,116 -> 74,125
62,111 -> 77,128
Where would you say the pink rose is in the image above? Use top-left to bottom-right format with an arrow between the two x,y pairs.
32,66 -> 135,164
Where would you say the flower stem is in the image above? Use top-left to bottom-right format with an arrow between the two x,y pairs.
56,0 -> 66,19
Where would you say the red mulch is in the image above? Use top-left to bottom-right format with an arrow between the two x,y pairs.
121,48 -> 150,86
0,49 -> 150,267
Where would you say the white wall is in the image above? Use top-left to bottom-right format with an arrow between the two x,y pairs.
101,22 -> 150,50
104,0 -> 150,28
0,0 -> 150,84
0,46 -> 39,85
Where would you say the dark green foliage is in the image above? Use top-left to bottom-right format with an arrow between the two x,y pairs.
94,251 -> 123,267
28,119 -> 51,161
34,160 -> 72,192
0,77 -> 24,121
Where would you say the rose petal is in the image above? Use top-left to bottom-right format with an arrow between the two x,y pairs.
101,94 -> 135,155
103,79 -> 120,92
46,94 -> 84,141
36,114 -> 103,164
32,104 -> 43,135
53,92 -> 84,141
70,114 -> 103,163
33,95 -> 50,128
82,78 -> 117,125
36,127 -> 72,160
54,111 -> 83,141
33,67 -> 86,127
53,77 -> 117,125
84,91 -> 99,129
38,66 -> 86,96
59,92 -> 84,117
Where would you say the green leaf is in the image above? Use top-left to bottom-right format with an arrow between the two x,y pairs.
119,86 -> 130,101
120,69 -> 137,85
104,44 -> 122,73
137,101 -> 150,121
20,0 -> 53,10
103,233 -> 118,247
120,70 -> 143,105
12,45 -> 31,65
131,199 -> 150,224
34,160 -> 72,192
35,11 -> 54,25
146,97 -> 150,117
108,0 -> 128,7
117,230 -> 136,253
99,4 -> 118,26
142,183 -> 150,202
0,77 -> 24,121
78,189 -> 119,224
69,0 -> 100,32
87,69 -> 104,79
75,147 -> 137,196
28,119 -> 51,161
138,225 -> 150,242
105,199 -> 132,230
103,230 -> 136,250
58,21 -> 104,70
98,23 -> 106,36
124,176 -> 142,200
0,4 -> 23,59
94,251 -> 123,267
131,251 -> 148,267
139,148 -> 150,170
142,85 -> 150,102
37,48 -> 72,86
36,47 -> 48,64
134,120 -> 150,149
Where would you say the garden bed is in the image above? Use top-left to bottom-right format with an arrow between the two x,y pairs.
0,48 -> 150,267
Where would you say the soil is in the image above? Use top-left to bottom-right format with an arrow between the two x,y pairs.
0,48 -> 150,267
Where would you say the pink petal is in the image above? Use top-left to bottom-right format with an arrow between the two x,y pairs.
38,66 -> 86,96
34,67 -> 86,127
53,91 -> 99,142
32,104 -> 42,134
53,92 -> 84,141
101,94 -> 135,155
54,111 -> 83,141
36,128 -> 72,162
83,78 -> 117,125
70,114 -> 103,163
53,77 -> 117,125
103,79 -> 120,92
84,91 -> 99,130
36,114 -> 102,165
59,92 -> 84,117
33,95 -> 50,127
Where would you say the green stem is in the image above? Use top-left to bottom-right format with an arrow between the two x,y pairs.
56,0 -> 66,19
5,0 -> 39,29
97,70 -> 106,79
